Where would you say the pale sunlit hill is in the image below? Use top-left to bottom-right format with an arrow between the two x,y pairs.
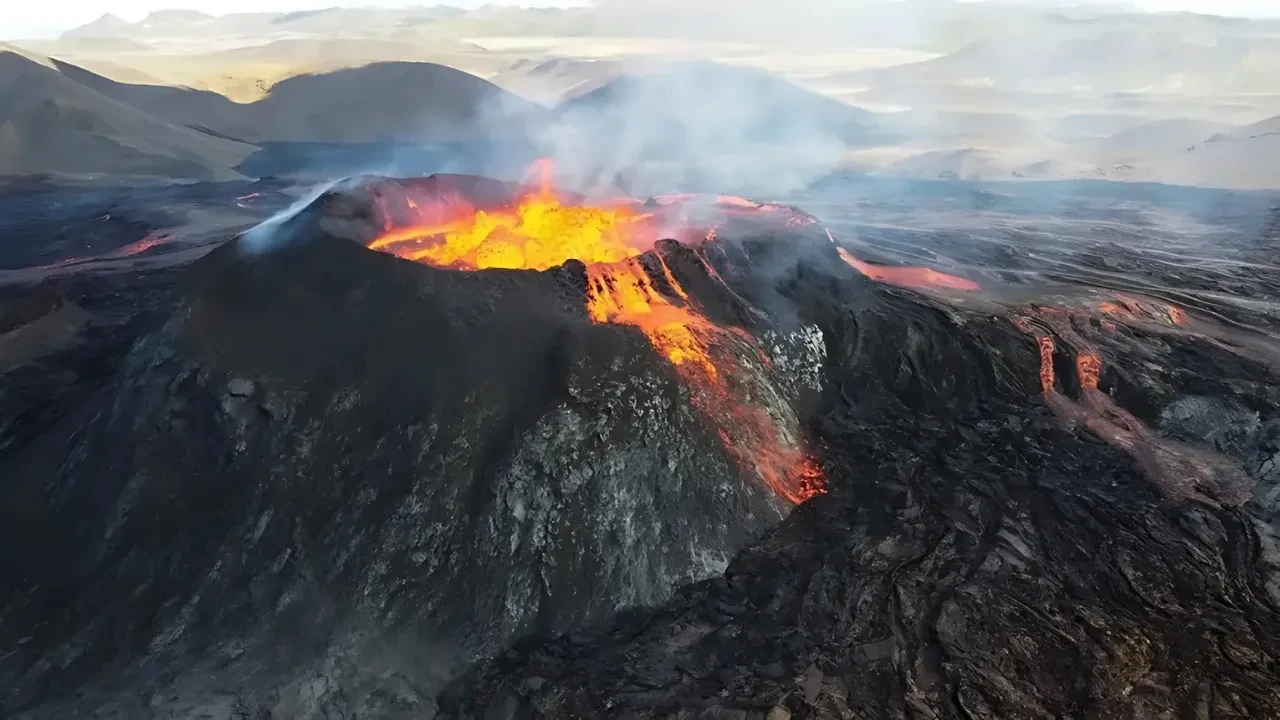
59,7 -> 469,42
71,37 -> 506,102
1084,118 -> 1233,162
1212,114 -> 1280,141
0,47 -> 253,180
1154,114 -> 1280,190
855,30 -> 1280,93
491,58 -> 626,105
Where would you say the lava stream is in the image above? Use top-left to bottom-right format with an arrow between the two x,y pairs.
1098,294 -> 1187,327
835,246 -> 979,292
1013,313 -> 1249,507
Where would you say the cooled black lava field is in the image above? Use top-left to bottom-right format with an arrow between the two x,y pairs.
2,173 -> 1280,719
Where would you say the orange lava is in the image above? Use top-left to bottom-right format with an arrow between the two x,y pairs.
836,247 -> 979,292
368,161 -> 825,504
585,259 -> 721,380
370,169 -> 652,271
113,231 -> 169,258
1036,335 -> 1056,393
1098,295 -> 1188,327
1013,311 -> 1250,508
1076,352 -> 1101,390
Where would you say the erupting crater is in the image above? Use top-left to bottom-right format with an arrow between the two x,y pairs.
365,161 -> 830,503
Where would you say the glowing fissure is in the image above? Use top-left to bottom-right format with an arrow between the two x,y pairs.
368,163 -> 825,504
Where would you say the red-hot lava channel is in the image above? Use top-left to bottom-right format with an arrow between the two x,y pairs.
366,162 -> 833,503
1012,310 -> 1250,507
832,241 -> 979,292
46,230 -> 174,269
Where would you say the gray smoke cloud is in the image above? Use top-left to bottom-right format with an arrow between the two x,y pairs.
520,58 -> 890,198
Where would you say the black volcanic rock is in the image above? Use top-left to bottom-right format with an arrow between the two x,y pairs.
0,180 -> 832,717
438,276 -> 1280,719
4,174 -> 1280,719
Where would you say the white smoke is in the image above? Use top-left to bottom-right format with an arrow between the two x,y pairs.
239,177 -> 353,254
519,58 -> 887,198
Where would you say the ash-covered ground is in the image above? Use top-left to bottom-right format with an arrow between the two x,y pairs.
1,173 -> 1279,719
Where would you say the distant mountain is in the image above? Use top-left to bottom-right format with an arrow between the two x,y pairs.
58,6 -> 466,42
1212,114 -> 1280,141
243,62 -> 545,144
58,2 -> 1280,51
1084,118 -> 1232,161
881,148 -> 1013,181
0,46 -> 253,180
857,30 -> 1279,93
60,13 -> 132,39
556,61 -> 889,147
491,57 -> 623,104
1153,117 -> 1280,190
544,61 -> 898,193
139,9 -> 216,26
47,55 -> 546,146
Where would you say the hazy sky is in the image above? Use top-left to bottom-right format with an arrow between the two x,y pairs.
3,0 -> 1279,38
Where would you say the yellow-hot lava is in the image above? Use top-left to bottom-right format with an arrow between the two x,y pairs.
370,165 -> 653,271
367,162 -> 825,504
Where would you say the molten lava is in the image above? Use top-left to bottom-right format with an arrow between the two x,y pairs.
367,163 -> 825,504
1076,352 -> 1101,391
370,166 -> 653,271
584,258 -> 719,380
1097,294 -> 1188,327
1037,335 -> 1056,393
1012,310 -> 1250,508
835,247 -> 979,292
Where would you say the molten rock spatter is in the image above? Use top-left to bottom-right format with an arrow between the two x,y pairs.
365,163 -> 826,504
1014,313 -> 1253,508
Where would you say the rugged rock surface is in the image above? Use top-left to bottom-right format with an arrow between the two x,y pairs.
439,277 -> 1280,719
2,174 -> 1279,719
0,182 -> 831,717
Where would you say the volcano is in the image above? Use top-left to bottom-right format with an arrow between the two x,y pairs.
3,167 -> 1280,719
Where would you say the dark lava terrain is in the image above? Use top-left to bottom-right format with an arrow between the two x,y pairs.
2,175 -> 1280,719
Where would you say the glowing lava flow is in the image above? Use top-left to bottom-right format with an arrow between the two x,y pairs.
367,164 -> 825,504
1012,313 -> 1250,508
834,246 -> 979,292
1098,294 -> 1188,327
